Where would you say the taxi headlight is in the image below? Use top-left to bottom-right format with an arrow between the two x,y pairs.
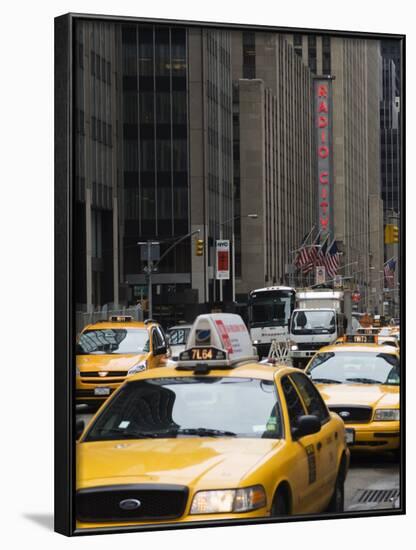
190,486 -> 266,514
374,409 -> 400,421
127,361 -> 147,376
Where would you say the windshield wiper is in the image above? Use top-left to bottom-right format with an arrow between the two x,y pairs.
166,427 -> 237,437
345,377 -> 380,384
311,377 -> 342,384
93,427 -> 161,439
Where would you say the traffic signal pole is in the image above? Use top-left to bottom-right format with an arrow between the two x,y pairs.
147,242 -> 153,320
139,229 -> 201,320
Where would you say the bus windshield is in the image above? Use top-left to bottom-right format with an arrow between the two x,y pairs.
249,289 -> 295,328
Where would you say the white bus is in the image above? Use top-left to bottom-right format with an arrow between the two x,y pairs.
247,286 -> 296,358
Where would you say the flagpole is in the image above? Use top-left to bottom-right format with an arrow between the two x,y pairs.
384,256 -> 396,265
289,225 -> 316,254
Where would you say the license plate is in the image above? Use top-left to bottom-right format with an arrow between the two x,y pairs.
345,428 -> 355,445
94,387 -> 110,396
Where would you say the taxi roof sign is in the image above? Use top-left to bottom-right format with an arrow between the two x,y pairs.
356,328 -> 379,335
109,315 -> 133,322
345,333 -> 378,344
176,313 -> 258,369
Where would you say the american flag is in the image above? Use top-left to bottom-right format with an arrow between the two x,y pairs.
303,233 -> 321,274
384,258 -> 396,289
294,232 -> 311,271
316,236 -> 329,267
324,240 -> 341,279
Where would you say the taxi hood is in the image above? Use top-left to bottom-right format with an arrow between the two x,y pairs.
77,438 -> 283,490
317,382 -> 399,408
77,354 -> 147,372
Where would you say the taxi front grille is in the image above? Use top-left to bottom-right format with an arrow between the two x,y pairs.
329,405 -> 373,423
76,389 -> 115,398
81,371 -> 128,377
81,378 -> 124,384
76,484 -> 188,522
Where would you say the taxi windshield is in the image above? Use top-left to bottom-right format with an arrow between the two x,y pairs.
308,352 -> 400,385
77,328 -> 149,355
167,327 -> 191,345
84,377 -> 283,441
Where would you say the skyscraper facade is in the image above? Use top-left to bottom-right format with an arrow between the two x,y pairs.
231,32 -> 316,298
286,33 -> 384,312
73,20 -> 388,321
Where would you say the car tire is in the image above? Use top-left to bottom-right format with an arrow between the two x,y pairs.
326,470 -> 345,513
271,487 -> 290,516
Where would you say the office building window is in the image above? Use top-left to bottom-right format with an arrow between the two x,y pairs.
243,32 -> 256,79
322,36 -> 331,75
308,35 -> 317,74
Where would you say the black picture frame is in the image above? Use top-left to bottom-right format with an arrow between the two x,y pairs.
55,12 -> 405,536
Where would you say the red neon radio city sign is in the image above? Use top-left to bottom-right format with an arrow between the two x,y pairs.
315,80 -> 332,235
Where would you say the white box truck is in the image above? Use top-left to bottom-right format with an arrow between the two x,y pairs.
289,290 -> 345,369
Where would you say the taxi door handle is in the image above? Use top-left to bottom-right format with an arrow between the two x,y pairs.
317,442 -> 322,451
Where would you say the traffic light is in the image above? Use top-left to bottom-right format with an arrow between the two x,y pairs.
392,225 -> 399,243
196,239 -> 204,256
384,224 -> 392,244
384,224 -> 399,244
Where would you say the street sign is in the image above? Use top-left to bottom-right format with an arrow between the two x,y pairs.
139,242 -> 160,261
133,285 -> 147,298
216,240 -> 230,280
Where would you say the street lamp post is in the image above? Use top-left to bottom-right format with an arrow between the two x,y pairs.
139,240 -> 160,320
139,229 -> 200,320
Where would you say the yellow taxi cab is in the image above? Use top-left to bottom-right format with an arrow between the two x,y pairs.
378,327 -> 400,349
76,314 -> 349,529
305,333 -> 400,456
76,316 -> 169,404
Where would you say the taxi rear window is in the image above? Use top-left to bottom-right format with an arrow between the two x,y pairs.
308,352 -> 400,386
167,328 -> 191,345
84,377 -> 283,441
77,328 -> 150,355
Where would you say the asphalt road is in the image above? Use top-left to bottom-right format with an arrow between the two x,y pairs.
345,453 -> 400,511
76,404 -> 400,513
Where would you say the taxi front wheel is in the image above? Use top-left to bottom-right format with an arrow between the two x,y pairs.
270,486 -> 290,516
326,471 -> 344,513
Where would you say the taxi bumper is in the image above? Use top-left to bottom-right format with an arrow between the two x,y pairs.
345,421 -> 400,452
76,506 -> 270,530
76,376 -> 125,402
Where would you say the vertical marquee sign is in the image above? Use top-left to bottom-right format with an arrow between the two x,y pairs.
314,77 -> 334,240
216,240 -> 230,280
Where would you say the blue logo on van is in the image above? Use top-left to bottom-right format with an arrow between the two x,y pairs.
196,329 -> 211,344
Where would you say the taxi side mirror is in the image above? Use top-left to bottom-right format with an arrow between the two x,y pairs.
292,415 -> 321,440
154,345 -> 167,356
76,420 -> 85,440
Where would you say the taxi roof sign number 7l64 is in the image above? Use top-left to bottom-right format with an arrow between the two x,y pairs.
176,314 -> 258,369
